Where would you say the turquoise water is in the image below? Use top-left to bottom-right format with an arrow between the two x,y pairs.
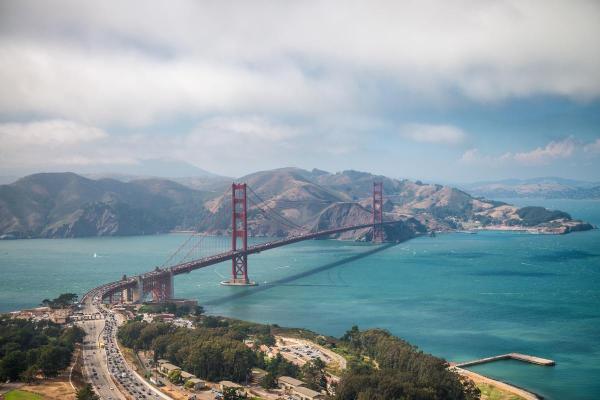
1,199 -> 599,399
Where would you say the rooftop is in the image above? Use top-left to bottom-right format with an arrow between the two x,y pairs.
220,380 -> 242,388
278,375 -> 304,387
160,363 -> 180,372
181,371 -> 196,379
294,385 -> 323,398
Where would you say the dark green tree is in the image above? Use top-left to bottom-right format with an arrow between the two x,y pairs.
76,383 -> 100,400
301,358 -> 327,391
223,387 -> 247,400
260,372 -> 277,389
0,350 -> 26,381
38,345 -> 70,377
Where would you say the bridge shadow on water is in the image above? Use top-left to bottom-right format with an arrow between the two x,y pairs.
204,242 -> 397,306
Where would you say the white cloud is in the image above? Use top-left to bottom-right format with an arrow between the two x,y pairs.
512,136 -> 576,165
0,119 -> 106,147
0,1 -> 599,126
195,116 -> 299,143
0,119 -> 135,168
460,137 -> 578,166
400,123 -> 466,145
0,40 -> 350,126
584,138 -> 600,154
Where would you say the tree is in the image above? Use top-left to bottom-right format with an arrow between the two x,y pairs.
256,333 -> 275,347
168,369 -> 182,384
151,335 -> 171,361
341,325 -> 360,347
20,365 -> 38,383
184,379 -> 195,389
0,317 -> 78,383
334,328 -> 481,400
301,359 -> 327,392
76,384 -> 100,400
0,350 -> 26,381
42,293 -> 79,309
265,353 -> 299,378
60,326 -> 85,347
38,345 -> 70,377
223,387 -> 247,400
193,305 -> 205,316
260,372 -> 277,389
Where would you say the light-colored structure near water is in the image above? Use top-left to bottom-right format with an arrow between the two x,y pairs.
278,376 -> 325,400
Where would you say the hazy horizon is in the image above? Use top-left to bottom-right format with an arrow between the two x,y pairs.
1,1 -> 600,182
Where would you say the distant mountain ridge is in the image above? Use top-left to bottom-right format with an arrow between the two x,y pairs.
0,173 -> 211,239
461,177 -> 600,199
0,169 -> 593,240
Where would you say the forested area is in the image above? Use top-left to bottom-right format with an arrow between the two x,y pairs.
0,316 -> 85,382
334,326 -> 480,400
118,319 -> 480,399
516,206 -> 571,226
117,318 -> 322,386
118,319 -> 263,382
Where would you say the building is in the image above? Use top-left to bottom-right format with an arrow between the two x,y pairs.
187,378 -> 206,391
159,362 -> 181,376
277,376 -> 325,400
153,313 -> 175,322
292,386 -> 325,400
180,371 -> 196,381
278,376 -> 304,391
219,380 -> 243,391
250,368 -> 267,384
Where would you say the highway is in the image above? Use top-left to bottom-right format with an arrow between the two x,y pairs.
78,292 -> 126,400
78,288 -> 172,400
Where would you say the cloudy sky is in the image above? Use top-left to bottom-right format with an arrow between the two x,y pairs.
1,0 -> 599,182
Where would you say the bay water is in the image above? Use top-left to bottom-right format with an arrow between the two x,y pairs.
1,199 -> 599,399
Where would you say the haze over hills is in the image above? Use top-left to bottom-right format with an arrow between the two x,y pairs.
0,168 -> 593,240
461,177 -> 600,199
0,158 -> 231,187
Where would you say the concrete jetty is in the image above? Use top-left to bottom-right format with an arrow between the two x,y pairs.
456,352 -> 555,368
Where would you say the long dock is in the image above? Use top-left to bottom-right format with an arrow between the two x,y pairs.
456,353 -> 555,368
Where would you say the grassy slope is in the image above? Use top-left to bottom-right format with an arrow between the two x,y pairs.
477,383 -> 525,400
4,390 -> 44,400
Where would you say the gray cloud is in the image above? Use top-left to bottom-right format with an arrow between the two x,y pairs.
1,1 -> 599,127
1,1 -> 599,179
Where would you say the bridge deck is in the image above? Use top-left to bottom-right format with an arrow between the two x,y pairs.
170,221 -> 399,275
101,220 -> 403,298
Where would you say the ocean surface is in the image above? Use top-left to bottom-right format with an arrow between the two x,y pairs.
1,198 -> 599,399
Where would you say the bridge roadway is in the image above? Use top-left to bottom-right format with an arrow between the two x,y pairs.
103,221 -> 401,296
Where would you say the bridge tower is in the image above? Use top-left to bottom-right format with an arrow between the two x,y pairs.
222,183 -> 256,286
373,182 -> 384,243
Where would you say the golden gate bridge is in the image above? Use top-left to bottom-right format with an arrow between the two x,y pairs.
100,181 -> 397,304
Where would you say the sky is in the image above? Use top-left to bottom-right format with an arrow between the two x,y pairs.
1,0 -> 599,183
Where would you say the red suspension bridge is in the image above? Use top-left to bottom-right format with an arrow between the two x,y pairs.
101,182 -> 398,304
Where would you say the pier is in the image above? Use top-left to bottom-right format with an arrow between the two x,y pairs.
456,353 -> 555,368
